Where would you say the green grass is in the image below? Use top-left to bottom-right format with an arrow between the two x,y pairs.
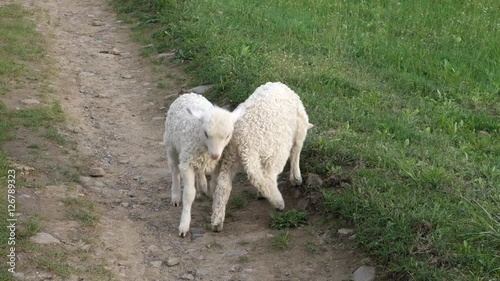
271,209 -> 308,230
272,230 -> 293,250
61,198 -> 99,227
0,4 -> 47,95
114,0 -> 499,279
0,4 -> 64,279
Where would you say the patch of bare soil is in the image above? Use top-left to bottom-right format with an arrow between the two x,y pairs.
4,0 -> 376,280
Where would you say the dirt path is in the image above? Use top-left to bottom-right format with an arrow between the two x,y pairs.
14,0 -> 365,280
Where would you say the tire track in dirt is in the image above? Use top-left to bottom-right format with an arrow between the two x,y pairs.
25,0 -> 365,280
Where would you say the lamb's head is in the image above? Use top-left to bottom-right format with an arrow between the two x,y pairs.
187,104 -> 245,160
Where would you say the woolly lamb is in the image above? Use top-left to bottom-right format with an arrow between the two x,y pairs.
163,93 -> 245,237
211,82 -> 313,231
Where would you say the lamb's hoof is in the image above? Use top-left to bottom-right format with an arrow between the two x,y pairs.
178,225 -> 189,237
211,223 -> 223,232
172,201 -> 180,207
290,177 -> 303,186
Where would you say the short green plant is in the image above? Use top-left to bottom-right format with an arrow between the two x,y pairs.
271,209 -> 308,230
62,198 -> 99,226
230,195 -> 248,210
272,230 -> 292,250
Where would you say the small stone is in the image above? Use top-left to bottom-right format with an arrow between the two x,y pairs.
223,249 -> 248,257
478,130 -> 491,137
196,269 -> 209,277
89,167 -> 105,177
150,260 -> 162,268
20,99 -> 40,105
352,265 -> 376,281
120,202 -> 129,208
180,273 -> 195,280
157,52 -> 176,60
338,228 -> 355,236
121,74 -> 133,79
91,20 -> 105,26
242,268 -> 255,274
13,272 -> 25,279
348,234 -> 357,240
152,116 -> 165,121
190,228 -> 205,241
111,48 -> 121,55
166,257 -> 180,267
187,85 -> 214,95
30,232 -> 61,244
306,173 -> 323,187
230,265 -> 241,272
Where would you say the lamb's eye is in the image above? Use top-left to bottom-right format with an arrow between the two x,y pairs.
204,131 -> 208,138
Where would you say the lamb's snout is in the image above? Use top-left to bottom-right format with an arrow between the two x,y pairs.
211,153 -> 220,160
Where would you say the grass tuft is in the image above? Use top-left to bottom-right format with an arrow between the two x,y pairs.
272,230 -> 292,250
271,209 -> 308,230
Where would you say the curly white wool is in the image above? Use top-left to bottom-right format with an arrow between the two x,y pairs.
211,82 -> 313,232
163,93 -> 245,237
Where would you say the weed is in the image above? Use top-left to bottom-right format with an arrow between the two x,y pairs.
238,255 -> 249,263
237,239 -> 250,246
304,239 -> 325,255
272,230 -> 292,250
271,209 -> 308,230
230,195 -> 248,210
62,198 -> 99,226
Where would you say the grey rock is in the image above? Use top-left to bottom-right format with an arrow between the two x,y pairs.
120,202 -> 129,208
89,167 -> 105,177
91,19 -> 105,26
166,257 -> 180,267
13,272 -> 25,280
20,99 -> 40,105
150,260 -> 162,268
348,234 -> 357,240
187,85 -> 214,95
30,232 -> 61,244
190,228 -> 205,241
223,249 -> 248,257
196,268 -> 209,277
121,74 -> 133,79
352,265 -> 376,281
157,52 -> 176,60
152,116 -> 165,121
306,173 -> 323,187
338,228 -> 354,236
180,273 -> 195,280
243,268 -> 255,274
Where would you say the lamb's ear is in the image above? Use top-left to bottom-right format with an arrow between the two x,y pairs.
186,107 -> 205,120
307,123 -> 314,129
230,104 -> 246,123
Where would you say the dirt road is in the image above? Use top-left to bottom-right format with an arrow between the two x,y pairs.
11,0 -> 365,280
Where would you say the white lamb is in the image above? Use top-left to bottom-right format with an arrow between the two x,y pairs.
163,93 -> 245,237
211,82 -> 313,232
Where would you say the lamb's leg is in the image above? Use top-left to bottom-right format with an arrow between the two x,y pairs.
211,162 -> 238,232
167,147 -> 181,207
179,167 -> 196,237
290,123 -> 308,186
209,162 -> 221,197
244,154 -> 285,210
196,169 -> 208,198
